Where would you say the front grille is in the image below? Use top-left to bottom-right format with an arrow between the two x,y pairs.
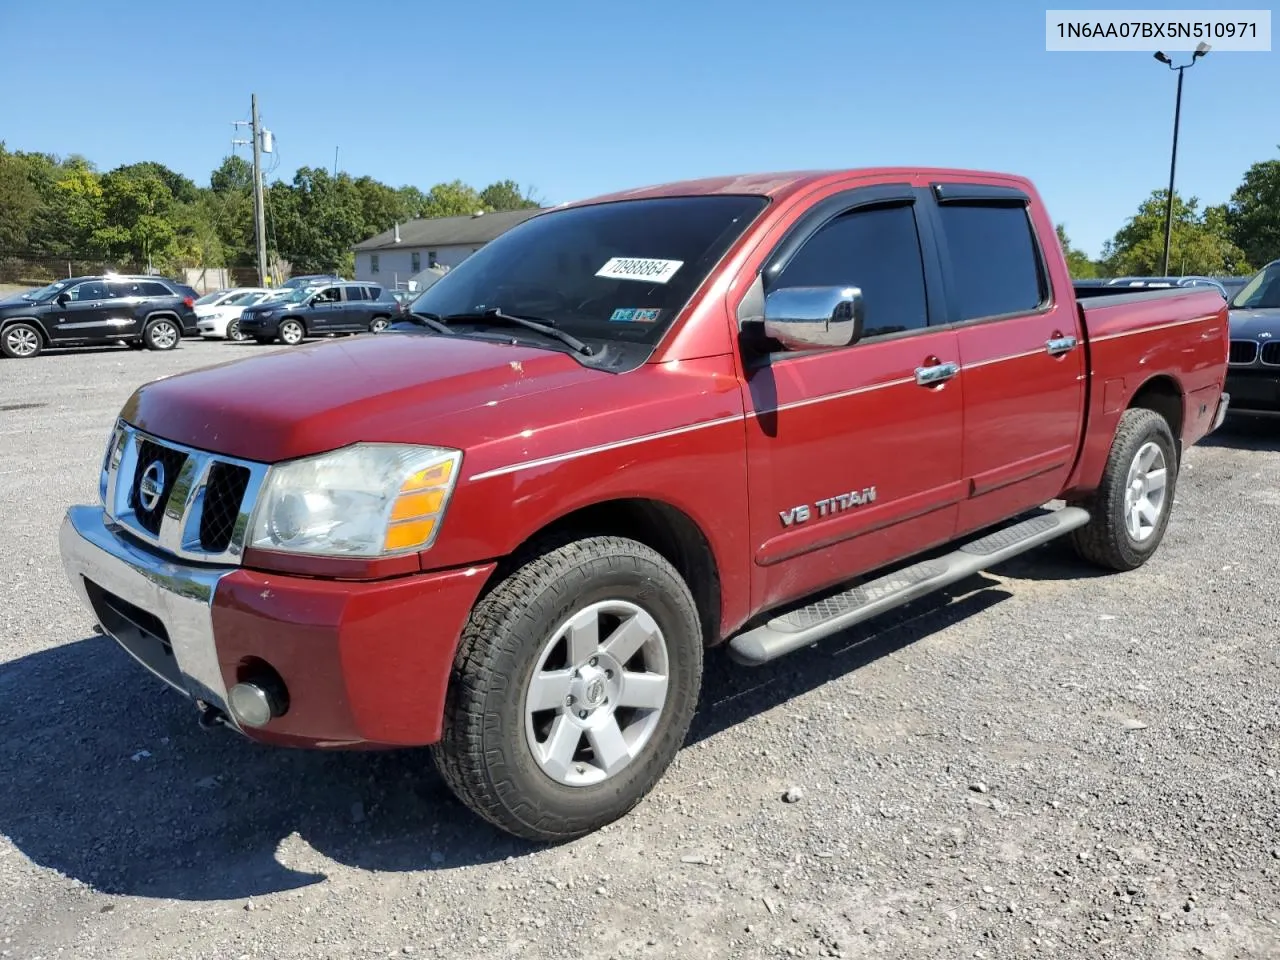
1229,340 -> 1258,364
199,461 -> 251,552
1261,342 -> 1280,366
103,422 -> 268,564
128,439 -> 189,534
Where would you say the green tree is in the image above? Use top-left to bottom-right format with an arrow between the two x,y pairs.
1100,189 -> 1250,277
1225,154 -> 1280,269
269,167 -> 367,274
421,179 -> 486,219
1056,224 -> 1098,278
479,179 -> 540,211
95,167 -> 178,266
0,144 -> 42,255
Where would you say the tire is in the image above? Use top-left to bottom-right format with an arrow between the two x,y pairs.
370,316 -> 391,333
254,336 -> 274,345
1069,407 -> 1178,571
278,319 -> 305,345
432,536 -> 704,842
226,319 -> 246,342
143,317 -> 180,351
1,322 -> 43,359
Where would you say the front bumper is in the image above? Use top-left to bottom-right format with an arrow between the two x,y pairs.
1224,368 -> 1280,415
196,319 -> 225,338
59,504 -> 495,748
237,315 -> 281,338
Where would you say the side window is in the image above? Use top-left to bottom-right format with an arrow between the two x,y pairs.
342,285 -> 367,301
773,203 -> 929,339
411,251 -> 421,272
69,280 -> 109,301
107,282 -> 138,299
139,282 -> 172,298
370,254 -> 380,274
314,286 -> 341,304
365,285 -> 382,300
936,203 -> 1046,321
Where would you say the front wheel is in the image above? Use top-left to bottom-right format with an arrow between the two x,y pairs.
432,536 -> 703,842
1,322 -> 43,359
143,318 -> 180,351
278,319 -> 305,345
226,319 -> 247,342
1069,407 -> 1178,571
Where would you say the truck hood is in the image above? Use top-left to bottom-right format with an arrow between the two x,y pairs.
1228,308 -> 1280,336
120,333 -> 612,463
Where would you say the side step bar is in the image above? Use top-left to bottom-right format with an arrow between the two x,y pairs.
727,506 -> 1090,666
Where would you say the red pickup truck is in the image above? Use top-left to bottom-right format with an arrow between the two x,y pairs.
59,168 -> 1229,841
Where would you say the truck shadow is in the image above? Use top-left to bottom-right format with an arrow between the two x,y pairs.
1195,416 -> 1280,451
0,577 -> 1011,903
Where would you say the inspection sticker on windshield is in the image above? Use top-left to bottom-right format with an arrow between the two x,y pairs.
610,307 -> 661,323
596,257 -> 684,284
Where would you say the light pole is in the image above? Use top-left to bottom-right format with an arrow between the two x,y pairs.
1153,41 -> 1210,276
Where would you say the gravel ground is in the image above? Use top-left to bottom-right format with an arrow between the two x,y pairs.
2,338 -> 1279,959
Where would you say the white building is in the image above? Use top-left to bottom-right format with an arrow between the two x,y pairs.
352,208 -> 543,289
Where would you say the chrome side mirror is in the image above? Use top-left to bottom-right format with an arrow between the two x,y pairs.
762,285 -> 864,351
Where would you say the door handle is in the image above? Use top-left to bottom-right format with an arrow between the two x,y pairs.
1046,334 -> 1078,356
914,361 -> 960,386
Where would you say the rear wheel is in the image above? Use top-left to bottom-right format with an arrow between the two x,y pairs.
143,317 -> 180,351
1,322 -> 42,359
370,316 -> 390,333
1069,407 -> 1178,571
278,319 -> 305,345
432,536 -> 703,842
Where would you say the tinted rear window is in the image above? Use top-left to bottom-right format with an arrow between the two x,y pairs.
937,204 -> 1046,321
343,285 -> 367,301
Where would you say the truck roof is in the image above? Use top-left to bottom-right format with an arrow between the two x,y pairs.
567,167 -> 1033,207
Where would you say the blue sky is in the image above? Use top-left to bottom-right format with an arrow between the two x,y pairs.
1,0 -> 1275,259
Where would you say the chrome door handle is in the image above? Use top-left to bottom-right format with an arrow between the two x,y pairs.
915,361 -> 960,386
1046,335 -> 1078,355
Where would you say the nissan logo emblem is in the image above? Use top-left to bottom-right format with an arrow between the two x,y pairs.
138,461 -> 166,512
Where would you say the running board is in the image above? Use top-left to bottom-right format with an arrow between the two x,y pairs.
727,506 -> 1091,666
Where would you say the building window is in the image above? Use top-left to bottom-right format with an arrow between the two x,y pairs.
411,251 -> 421,272
370,254 -> 380,274
427,251 -> 438,267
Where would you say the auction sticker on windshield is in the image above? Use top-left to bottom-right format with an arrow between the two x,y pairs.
595,257 -> 684,284
610,308 -> 662,323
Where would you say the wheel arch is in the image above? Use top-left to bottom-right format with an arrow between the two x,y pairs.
1126,373 -> 1185,455
142,310 -> 181,326
0,315 -> 50,343
493,497 -> 722,648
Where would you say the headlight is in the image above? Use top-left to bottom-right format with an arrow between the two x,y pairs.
247,443 -> 462,558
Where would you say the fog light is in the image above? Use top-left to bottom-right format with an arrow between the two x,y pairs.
228,683 -> 274,728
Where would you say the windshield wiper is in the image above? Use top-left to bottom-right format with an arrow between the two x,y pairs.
441,307 -> 594,356
405,310 -> 457,335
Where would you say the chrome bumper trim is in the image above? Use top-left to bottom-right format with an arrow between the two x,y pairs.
59,504 -> 241,729
1210,391 -> 1230,432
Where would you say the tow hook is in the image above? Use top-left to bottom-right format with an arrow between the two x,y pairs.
195,699 -> 231,731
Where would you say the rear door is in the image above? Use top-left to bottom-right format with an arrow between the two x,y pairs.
340,284 -> 372,331
736,184 -> 966,612
47,279 -> 114,344
923,181 -> 1086,534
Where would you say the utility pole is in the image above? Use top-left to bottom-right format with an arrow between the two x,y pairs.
251,95 -> 269,286
232,95 -> 272,286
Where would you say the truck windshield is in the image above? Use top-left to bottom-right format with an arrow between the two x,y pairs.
408,195 -> 769,345
1231,261 -> 1280,310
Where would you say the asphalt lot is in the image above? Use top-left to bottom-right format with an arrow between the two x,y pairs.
2,337 -> 1280,959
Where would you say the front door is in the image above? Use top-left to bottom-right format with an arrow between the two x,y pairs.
307,285 -> 343,333
737,186 -> 966,613
48,279 -> 114,344
922,182 -> 1087,533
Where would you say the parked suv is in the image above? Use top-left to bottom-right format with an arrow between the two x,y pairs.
0,274 -> 198,359
237,282 -> 400,345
